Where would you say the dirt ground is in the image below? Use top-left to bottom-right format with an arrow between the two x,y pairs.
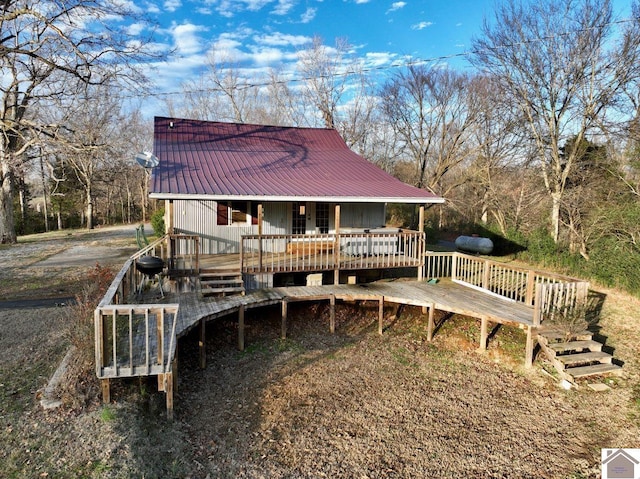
1,226 -> 639,478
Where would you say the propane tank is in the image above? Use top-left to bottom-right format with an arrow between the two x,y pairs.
454,235 -> 494,255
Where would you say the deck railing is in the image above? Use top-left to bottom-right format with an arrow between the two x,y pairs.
94,233 -> 199,381
94,304 -> 179,378
424,251 -> 589,326
240,231 -> 424,274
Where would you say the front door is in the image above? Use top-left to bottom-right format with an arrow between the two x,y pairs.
292,201 -> 306,234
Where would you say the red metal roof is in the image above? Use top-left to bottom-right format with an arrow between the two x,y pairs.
150,117 -> 444,204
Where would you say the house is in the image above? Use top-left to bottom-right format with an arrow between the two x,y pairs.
149,117 -> 444,288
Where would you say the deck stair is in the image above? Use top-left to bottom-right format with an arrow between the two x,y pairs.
199,268 -> 245,297
537,329 -> 623,381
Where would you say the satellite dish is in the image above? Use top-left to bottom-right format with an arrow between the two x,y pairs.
135,151 -> 159,168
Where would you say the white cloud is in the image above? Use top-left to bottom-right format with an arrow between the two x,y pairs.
164,0 -> 182,12
146,2 -> 161,13
300,7 -> 316,23
126,22 -> 147,35
273,0 -> 296,15
364,51 -> 397,67
387,1 -> 406,13
355,0 -> 370,4
197,6 -> 213,14
257,32 -> 310,47
170,22 -> 207,56
411,21 -> 433,30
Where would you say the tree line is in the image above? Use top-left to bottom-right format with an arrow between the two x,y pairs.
3,0 -> 640,292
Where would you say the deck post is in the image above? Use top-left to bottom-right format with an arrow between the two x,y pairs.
165,372 -> 174,420
257,203 -> 263,272
238,305 -> 245,351
378,296 -> 384,335
199,318 -> 206,369
333,204 -> 340,285
418,205 -> 425,281
329,294 -> 336,333
525,325 -> 535,367
525,271 -> 535,305
281,300 -> 288,339
479,316 -> 488,351
482,259 -> 490,289
427,303 -> 435,342
101,378 -> 110,404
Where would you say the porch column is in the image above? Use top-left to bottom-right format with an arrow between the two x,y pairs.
165,199 -> 174,234
418,205 -> 425,281
333,204 -> 341,285
257,203 -> 263,271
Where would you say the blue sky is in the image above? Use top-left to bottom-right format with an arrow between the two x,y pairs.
137,0 -> 633,116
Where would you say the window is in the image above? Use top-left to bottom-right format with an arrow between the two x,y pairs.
217,201 -> 257,226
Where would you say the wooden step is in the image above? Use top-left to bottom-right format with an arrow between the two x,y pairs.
538,329 -> 593,343
201,278 -> 243,287
547,340 -> 603,354
200,268 -> 240,275
564,363 -> 623,379
201,286 -> 245,294
557,351 -> 612,367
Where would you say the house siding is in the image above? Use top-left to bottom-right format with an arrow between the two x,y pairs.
172,200 -> 386,254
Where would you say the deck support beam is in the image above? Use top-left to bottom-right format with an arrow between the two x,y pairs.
378,296 -> 384,335
101,378 -> 110,404
479,316 -> 488,351
329,295 -> 335,333
426,303 -> 435,342
238,305 -> 245,351
281,300 -> 288,339
199,318 -> 206,369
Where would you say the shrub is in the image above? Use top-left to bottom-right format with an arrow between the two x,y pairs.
150,208 -> 165,236
58,264 -> 114,409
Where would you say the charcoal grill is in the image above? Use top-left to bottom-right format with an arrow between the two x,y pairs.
136,255 -> 165,298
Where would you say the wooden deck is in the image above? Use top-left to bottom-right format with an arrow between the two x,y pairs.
96,279 -> 534,380
96,242 -> 593,418
177,279 -> 534,338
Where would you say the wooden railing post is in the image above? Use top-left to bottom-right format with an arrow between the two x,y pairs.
525,272 -> 535,305
451,253 -> 458,281
533,284 -> 543,327
482,259 -> 490,290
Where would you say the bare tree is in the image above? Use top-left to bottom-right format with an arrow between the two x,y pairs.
48,87 -> 128,229
472,0 -> 640,243
0,0 -> 157,242
297,36 -> 353,128
379,65 -> 480,199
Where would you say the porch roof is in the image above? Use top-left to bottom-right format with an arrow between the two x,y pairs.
149,117 -> 444,205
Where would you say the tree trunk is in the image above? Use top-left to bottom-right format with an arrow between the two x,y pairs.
551,193 -> 561,243
86,184 -> 94,229
0,163 -> 17,244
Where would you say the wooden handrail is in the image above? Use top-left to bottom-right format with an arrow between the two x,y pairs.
423,251 -> 590,325
240,231 -> 424,274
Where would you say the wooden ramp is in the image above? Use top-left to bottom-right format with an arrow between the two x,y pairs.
96,280 -> 538,418
177,280 -> 535,339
